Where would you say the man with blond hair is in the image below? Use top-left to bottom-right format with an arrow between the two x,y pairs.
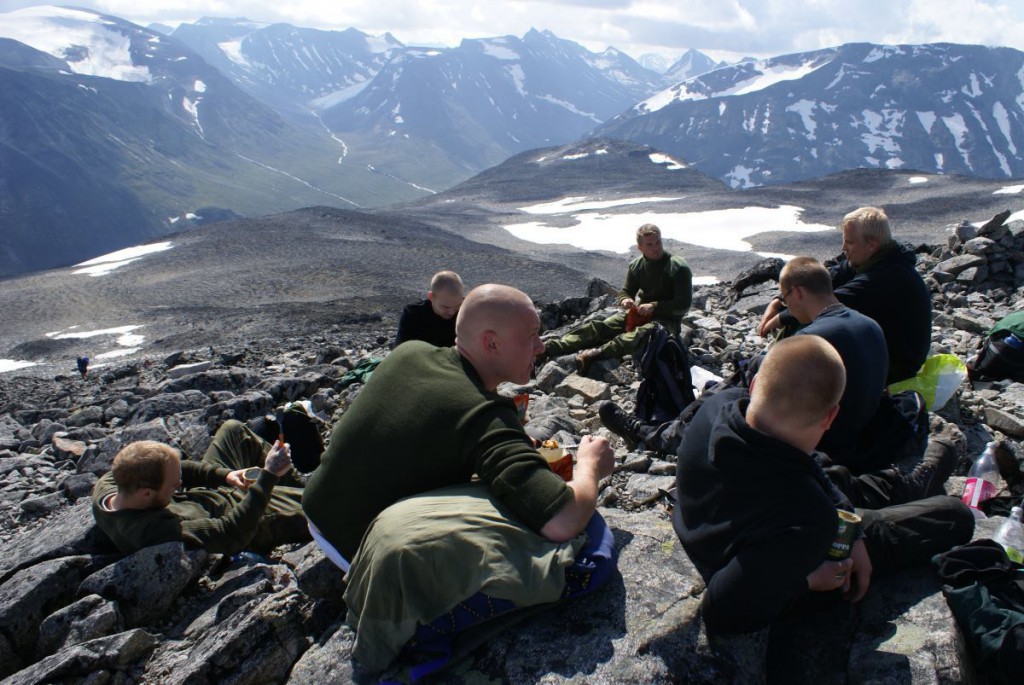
395,270 -> 465,348
91,421 -> 309,555
542,223 -> 692,372
760,207 -> 931,384
673,335 -> 972,678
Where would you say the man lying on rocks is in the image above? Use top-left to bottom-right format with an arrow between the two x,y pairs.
541,223 -> 692,373
759,206 -> 932,385
302,284 -> 616,673
91,420 -> 311,556
672,335 -> 975,679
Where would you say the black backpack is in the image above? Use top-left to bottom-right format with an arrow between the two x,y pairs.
969,335 -> 1024,384
247,401 -> 325,474
632,324 -> 696,424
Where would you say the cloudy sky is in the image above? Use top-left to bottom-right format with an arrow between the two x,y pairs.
5,0 -> 1024,62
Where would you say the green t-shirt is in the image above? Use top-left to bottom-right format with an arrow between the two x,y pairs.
618,251 -> 693,321
302,343 -> 573,559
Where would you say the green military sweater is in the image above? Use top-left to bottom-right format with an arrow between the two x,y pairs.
91,460 -> 290,555
618,251 -> 692,321
302,342 -> 574,560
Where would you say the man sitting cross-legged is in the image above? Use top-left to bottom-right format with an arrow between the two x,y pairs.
91,420 -> 311,556
672,336 -> 974,680
541,223 -> 692,373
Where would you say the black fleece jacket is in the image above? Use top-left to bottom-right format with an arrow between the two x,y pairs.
672,389 -> 853,633
829,243 -> 931,384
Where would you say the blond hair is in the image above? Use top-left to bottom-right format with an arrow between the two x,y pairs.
752,336 -> 845,428
636,223 -> 661,243
842,207 -> 892,247
112,441 -> 179,494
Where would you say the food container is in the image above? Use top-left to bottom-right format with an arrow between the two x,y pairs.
538,439 -> 573,482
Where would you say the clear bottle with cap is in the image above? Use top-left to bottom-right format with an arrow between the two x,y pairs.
992,506 -> 1024,564
961,441 -> 1000,519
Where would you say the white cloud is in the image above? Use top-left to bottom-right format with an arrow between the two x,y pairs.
4,0 -> 1024,60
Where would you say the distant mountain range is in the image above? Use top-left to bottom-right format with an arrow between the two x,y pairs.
597,42 -> 1024,187
0,7 -> 425,277
1,5 -> 1022,280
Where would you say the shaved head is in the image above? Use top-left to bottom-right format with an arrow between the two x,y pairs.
456,284 -> 543,390
456,284 -> 534,342
751,335 -> 845,430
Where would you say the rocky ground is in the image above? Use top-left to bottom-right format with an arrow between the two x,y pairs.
1,212 -> 1024,684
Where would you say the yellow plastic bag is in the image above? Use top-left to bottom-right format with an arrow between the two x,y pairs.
888,354 -> 967,411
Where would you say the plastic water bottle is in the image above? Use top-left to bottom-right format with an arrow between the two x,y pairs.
992,506 -> 1024,564
961,441 -> 1000,519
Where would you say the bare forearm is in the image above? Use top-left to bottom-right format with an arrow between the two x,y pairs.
539,463 -> 601,542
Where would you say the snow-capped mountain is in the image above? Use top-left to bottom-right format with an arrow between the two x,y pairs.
320,28 -> 666,173
0,6 -> 425,277
663,48 -> 721,83
638,52 -> 675,74
170,18 -> 403,114
595,42 -> 1024,188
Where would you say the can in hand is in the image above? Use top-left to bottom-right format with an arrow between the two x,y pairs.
828,510 -> 861,560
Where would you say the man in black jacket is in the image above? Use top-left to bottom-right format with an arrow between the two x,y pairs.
760,207 -> 931,384
395,271 -> 465,348
673,336 -> 973,678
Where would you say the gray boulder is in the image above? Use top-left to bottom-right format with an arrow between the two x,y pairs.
0,555 -> 101,676
36,593 -> 124,657
1,629 -> 156,685
79,543 -> 207,626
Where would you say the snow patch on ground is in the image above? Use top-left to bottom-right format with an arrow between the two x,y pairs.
504,203 -> 833,269
481,40 -> 519,61
73,242 -> 173,276
994,184 -> 1024,195
520,197 -> 684,214
44,326 -> 145,361
909,177 -> 929,184
0,6 -> 151,82
0,360 -> 37,374
218,39 -> 249,66
649,153 -> 686,169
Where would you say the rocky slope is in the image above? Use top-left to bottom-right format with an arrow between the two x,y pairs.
1,212 -> 1023,684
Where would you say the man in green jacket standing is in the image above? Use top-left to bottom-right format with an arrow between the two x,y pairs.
91,420 -> 310,556
542,223 -> 692,372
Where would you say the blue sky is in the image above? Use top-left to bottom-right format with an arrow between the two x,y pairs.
5,1 -> 1024,62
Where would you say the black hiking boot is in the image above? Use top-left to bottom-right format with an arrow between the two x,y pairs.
903,436 -> 960,499
599,401 -> 650,450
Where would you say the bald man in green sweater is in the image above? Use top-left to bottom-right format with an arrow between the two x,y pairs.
91,420 -> 311,556
303,284 -> 615,565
